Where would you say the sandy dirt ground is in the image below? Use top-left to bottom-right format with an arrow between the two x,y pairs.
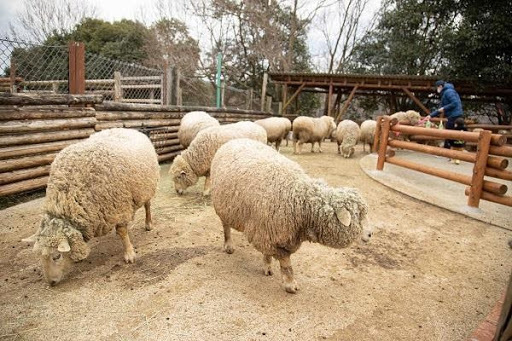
0,141 -> 511,341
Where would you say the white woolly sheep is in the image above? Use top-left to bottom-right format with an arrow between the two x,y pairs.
292,115 -> 336,154
359,120 -> 377,153
169,121 -> 267,196
390,110 -> 422,125
254,117 -> 292,151
336,120 -> 361,158
210,138 -> 371,293
178,111 -> 220,148
22,128 -> 160,286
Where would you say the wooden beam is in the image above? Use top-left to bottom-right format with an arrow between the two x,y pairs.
282,84 -> 287,115
326,83 -> 333,117
402,87 -> 430,115
282,83 -> 305,112
336,85 -> 358,122
468,130 -> 492,207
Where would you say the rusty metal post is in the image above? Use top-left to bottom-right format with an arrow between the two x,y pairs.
376,115 -> 391,170
468,130 -> 492,208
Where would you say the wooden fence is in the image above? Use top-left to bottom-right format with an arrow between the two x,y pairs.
0,94 -> 272,196
373,115 -> 512,208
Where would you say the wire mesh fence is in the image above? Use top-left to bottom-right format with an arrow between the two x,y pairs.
0,38 -> 69,93
85,52 -> 163,104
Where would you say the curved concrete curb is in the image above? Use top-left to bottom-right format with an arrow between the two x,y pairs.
360,151 -> 511,230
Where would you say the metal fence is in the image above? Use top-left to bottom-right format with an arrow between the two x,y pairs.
0,38 -> 69,93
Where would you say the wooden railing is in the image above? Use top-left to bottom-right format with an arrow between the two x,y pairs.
373,115 -> 511,208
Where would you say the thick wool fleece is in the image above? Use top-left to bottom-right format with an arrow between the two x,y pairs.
359,120 -> 377,151
254,117 -> 292,144
390,110 -> 421,125
170,121 -> 267,181
336,120 -> 360,157
211,138 -> 368,257
292,115 -> 336,145
35,128 -> 160,260
178,111 -> 220,148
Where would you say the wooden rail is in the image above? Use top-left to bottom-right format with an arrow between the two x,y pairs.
375,115 -> 511,208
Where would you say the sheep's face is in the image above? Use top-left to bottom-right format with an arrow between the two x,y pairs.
341,145 -> 355,158
169,155 -> 198,195
23,216 -> 90,286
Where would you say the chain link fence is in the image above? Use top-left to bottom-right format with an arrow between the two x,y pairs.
0,38 -> 69,93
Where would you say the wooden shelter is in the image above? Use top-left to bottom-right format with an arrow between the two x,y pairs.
268,72 -> 512,121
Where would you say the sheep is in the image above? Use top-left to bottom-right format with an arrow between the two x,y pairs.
292,115 -> 336,154
210,138 -> 371,293
390,110 -> 422,126
21,128 -> 160,286
178,111 -> 220,148
359,120 -> 377,153
254,117 -> 292,151
169,121 -> 267,196
336,120 -> 361,158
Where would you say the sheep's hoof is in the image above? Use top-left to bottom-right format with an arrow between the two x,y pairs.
203,189 -> 211,196
224,244 -> 234,254
284,281 -> 299,294
124,250 -> 136,263
264,268 -> 273,276
319,149 -> 323,153
145,223 -> 152,231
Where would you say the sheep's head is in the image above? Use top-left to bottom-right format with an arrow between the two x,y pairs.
22,215 -> 89,286
341,144 -> 355,158
311,186 -> 371,248
169,155 -> 198,195
405,110 -> 421,125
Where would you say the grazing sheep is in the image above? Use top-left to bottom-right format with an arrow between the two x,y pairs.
178,111 -> 220,148
169,121 -> 267,196
359,120 -> 377,153
336,120 -> 361,158
292,116 -> 336,154
22,128 -> 160,285
211,138 -> 371,293
254,117 -> 292,151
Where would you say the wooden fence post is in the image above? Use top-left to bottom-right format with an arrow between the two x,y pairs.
468,130 -> 492,208
261,71 -> 268,111
376,115 -> 391,170
162,62 -> 172,105
113,71 -> 122,102
175,68 -> 181,106
68,41 -> 85,95
373,116 -> 383,153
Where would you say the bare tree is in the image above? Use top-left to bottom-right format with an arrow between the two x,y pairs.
9,0 -> 97,43
317,0 -> 375,73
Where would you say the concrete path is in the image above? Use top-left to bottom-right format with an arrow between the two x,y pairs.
360,151 -> 512,230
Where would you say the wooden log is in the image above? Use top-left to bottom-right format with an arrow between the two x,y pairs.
0,93 -> 103,105
377,116 -> 391,170
0,108 -> 96,120
152,139 -> 181,148
0,165 -> 51,185
385,156 -> 507,195
0,129 -> 94,147
95,122 -> 124,130
0,176 -> 48,196
158,151 -> 181,163
391,125 -> 506,146
464,187 -> 512,207
372,116 -> 382,153
468,131 -> 492,207
0,117 -> 96,133
485,167 -> 512,181
489,144 -> 512,158
149,132 -> 178,141
96,111 -> 183,120
156,145 -> 183,155
120,119 -> 181,128
466,124 -> 512,131
388,139 -> 508,169
96,102 -> 270,115
0,153 -> 57,173
0,139 -> 83,160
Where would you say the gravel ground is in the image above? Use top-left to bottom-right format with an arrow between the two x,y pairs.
0,141 -> 510,341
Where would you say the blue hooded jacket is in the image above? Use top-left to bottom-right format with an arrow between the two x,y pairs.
430,83 -> 463,119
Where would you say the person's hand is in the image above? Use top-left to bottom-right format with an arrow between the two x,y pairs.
426,115 -> 431,120
439,107 -> 445,114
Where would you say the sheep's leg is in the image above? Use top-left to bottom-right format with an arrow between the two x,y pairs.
318,140 -> 323,153
116,224 -> 136,263
203,174 -> 211,196
362,142 -> 366,153
297,141 -> 303,154
263,254 -> 273,276
144,201 -> 152,231
278,254 -> 298,294
223,223 -> 234,254
311,142 -> 315,153
337,141 -> 341,154
275,139 -> 281,152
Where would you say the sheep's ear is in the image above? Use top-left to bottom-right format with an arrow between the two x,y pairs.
336,208 -> 351,226
57,239 -> 71,253
22,234 -> 38,243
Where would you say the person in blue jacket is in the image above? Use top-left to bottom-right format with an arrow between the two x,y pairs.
427,80 -> 463,148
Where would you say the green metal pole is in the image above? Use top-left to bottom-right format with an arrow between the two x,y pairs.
216,52 -> 222,108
